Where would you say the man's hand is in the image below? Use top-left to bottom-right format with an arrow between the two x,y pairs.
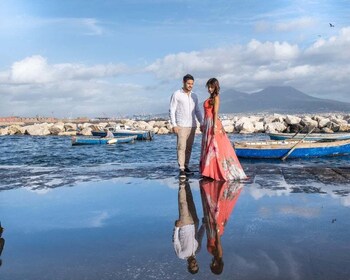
172,126 -> 179,134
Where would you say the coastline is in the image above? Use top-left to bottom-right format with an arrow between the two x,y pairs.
1,113 -> 350,136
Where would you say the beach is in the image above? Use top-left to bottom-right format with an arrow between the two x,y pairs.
0,134 -> 350,279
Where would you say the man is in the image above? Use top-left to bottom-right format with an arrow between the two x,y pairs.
104,128 -> 114,138
172,181 -> 204,274
169,74 -> 203,179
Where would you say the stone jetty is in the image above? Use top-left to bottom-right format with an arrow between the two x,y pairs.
1,113 -> 350,136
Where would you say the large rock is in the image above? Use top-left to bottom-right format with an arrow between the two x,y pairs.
153,121 -> 167,128
0,127 -> 9,135
326,121 -> 340,132
79,127 -> 93,136
235,117 -> 253,132
338,124 -> 350,132
318,118 -> 331,128
25,124 -> 51,136
254,121 -> 265,133
134,121 -> 153,131
223,125 -> 235,133
300,117 -> 318,128
78,123 -> 93,129
64,123 -> 77,131
7,125 -> 25,135
265,122 -> 287,133
49,122 -> 65,135
157,127 -> 169,134
285,115 -> 301,125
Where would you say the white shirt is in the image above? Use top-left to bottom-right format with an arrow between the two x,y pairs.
169,89 -> 203,127
173,225 -> 198,259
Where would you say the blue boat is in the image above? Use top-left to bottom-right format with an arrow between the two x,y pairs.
268,132 -> 350,141
72,136 -> 136,146
91,129 -> 154,140
234,139 -> 350,159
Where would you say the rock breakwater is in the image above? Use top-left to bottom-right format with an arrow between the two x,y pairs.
1,114 -> 350,136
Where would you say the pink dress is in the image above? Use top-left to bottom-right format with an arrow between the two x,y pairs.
199,179 -> 243,255
200,98 -> 246,181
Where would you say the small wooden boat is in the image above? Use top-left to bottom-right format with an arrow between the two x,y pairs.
91,129 -> 154,140
234,139 -> 350,159
268,132 -> 350,141
71,136 -> 136,146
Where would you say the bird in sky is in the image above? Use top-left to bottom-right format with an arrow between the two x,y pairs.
329,23 -> 335,27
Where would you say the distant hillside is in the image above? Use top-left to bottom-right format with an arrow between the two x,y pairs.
220,86 -> 350,114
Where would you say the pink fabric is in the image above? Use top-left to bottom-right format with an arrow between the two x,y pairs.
199,179 -> 243,255
200,99 -> 247,181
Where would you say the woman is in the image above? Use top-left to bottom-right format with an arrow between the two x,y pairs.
200,78 -> 246,181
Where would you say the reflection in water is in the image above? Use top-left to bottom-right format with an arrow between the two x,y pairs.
0,222 -> 4,267
200,179 -> 243,275
172,180 -> 205,274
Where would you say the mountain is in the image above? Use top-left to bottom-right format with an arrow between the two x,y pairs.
219,86 -> 350,114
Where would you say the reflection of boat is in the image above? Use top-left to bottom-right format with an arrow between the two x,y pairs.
71,136 -> 136,146
91,129 -> 154,140
268,132 -> 350,141
234,139 -> 350,159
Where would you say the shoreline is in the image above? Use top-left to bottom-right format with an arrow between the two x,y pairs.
1,113 -> 350,136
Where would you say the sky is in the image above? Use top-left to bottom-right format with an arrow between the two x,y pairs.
1,0 -> 350,118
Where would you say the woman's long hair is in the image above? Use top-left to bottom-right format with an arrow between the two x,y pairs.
206,78 -> 220,105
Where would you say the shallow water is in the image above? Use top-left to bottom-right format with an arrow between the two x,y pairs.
1,134 -> 350,191
0,135 -> 350,279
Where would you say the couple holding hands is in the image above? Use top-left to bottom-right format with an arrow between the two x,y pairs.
169,74 -> 247,181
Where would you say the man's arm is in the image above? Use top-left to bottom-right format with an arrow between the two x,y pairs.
194,95 -> 203,125
172,226 -> 182,256
169,92 -> 179,133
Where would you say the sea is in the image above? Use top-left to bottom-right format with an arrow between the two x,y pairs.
0,134 -> 350,279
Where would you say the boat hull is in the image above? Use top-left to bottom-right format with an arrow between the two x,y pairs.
91,130 -> 154,140
268,132 -> 350,141
234,139 -> 350,159
72,136 -> 136,146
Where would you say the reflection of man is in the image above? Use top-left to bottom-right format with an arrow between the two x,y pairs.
200,179 -> 243,275
169,74 -> 203,179
0,223 -> 5,267
172,181 -> 204,274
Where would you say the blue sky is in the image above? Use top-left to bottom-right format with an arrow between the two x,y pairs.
1,0 -> 350,117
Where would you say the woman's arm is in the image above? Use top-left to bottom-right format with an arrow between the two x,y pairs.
213,96 -> 220,134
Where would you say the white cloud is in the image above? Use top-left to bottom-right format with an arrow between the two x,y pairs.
6,55 -> 128,84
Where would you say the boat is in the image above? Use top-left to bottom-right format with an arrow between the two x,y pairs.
268,132 -> 350,141
233,139 -> 350,159
91,129 -> 154,140
71,136 -> 136,146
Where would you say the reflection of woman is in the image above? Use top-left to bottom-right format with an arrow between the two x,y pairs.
173,181 -> 205,274
200,78 -> 246,181
200,179 -> 243,275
